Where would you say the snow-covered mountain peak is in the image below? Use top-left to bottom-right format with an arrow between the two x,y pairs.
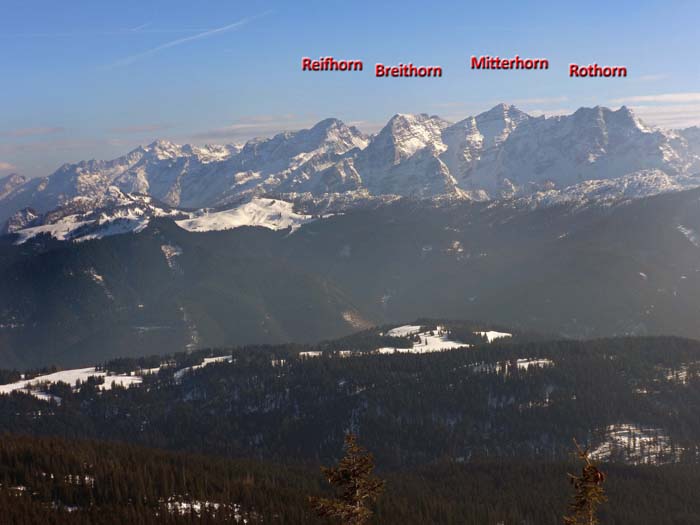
374,113 -> 449,161
477,103 -> 528,121
142,139 -> 184,160
307,117 -> 369,152
621,107 -> 656,134
569,105 -> 650,134
472,103 -> 531,148
2,104 -> 700,229
183,143 -> 237,162
310,117 -> 346,133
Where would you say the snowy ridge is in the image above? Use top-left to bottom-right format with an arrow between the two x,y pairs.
10,195 -> 317,244
175,198 -> 314,233
527,170 -> 700,207
0,354 -> 236,401
10,188 -> 185,244
3,105 -> 700,228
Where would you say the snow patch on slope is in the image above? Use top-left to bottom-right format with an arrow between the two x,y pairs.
161,243 -> 183,270
13,215 -> 93,244
175,198 -> 314,233
385,325 -> 423,337
529,170 -> 700,207
677,225 -> 700,247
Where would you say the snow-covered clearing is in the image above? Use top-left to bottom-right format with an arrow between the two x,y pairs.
590,423 -> 682,465
295,324 -> 514,359
385,325 -> 423,337
0,367 -> 142,400
161,497 -> 254,522
173,356 -> 233,381
377,325 -> 469,354
471,358 -> 554,375
0,355 -> 235,401
475,330 -> 512,342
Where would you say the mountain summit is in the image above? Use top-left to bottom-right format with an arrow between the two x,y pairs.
1,105 -> 699,225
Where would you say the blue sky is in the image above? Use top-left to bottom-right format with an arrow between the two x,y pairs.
1,0 -> 699,177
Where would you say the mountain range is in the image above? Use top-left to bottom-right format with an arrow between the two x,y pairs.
2,104 -> 700,237
3,104 -> 700,368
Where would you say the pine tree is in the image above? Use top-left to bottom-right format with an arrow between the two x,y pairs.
564,439 -> 607,525
310,433 -> 384,525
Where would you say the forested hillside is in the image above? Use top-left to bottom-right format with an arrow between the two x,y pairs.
3,186 -> 700,369
2,434 -> 700,524
1,330 -> 700,468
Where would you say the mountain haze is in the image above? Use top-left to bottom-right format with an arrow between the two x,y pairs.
2,105 -> 700,228
3,104 -> 700,368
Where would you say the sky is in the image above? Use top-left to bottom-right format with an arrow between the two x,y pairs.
1,0 -> 699,177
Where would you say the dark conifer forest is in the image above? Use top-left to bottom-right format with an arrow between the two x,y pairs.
1,323 -> 700,522
2,434 -> 700,524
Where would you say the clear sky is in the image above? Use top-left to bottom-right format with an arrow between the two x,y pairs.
1,0 -> 699,177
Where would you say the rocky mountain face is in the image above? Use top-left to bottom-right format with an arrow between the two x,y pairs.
0,173 -> 27,201
2,105 -> 700,229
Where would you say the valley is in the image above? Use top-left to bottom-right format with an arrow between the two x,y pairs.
2,185 -> 700,369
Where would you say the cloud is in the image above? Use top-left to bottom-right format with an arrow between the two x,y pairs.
0,138 -> 132,156
109,123 -> 173,134
188,114 -> 390,142
129,23 -> 151,32
0,162 -> 16,171
610,92 -> 700,104
432,99 -> 571,122
0,127 -> 65,138
190,114 -> 317,141
627,104 -> 700,129
105,11 -> 272,68
606,93 -> 700,128
347,120 -> 386,135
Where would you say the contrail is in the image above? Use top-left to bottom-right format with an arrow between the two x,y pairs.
0,28 -> 214,38
105,11 -> 272,69
129,23 -> 152,32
